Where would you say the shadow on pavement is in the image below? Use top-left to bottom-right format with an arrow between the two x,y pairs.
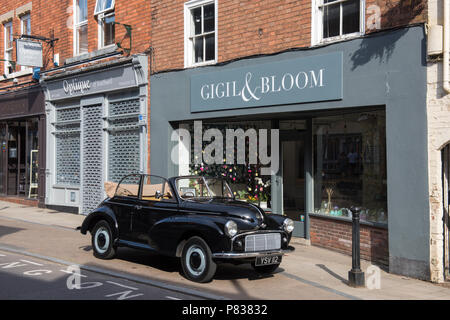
316,264 -> 348,285
0,225 -> 25,239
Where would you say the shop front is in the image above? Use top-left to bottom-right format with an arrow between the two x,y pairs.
150,26 -> 431,279
0,85 -> 46,207
41,55 -> 148,214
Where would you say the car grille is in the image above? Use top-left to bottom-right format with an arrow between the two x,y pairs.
244,233 -> 281,252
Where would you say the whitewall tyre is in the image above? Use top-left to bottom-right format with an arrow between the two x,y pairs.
181,236 -> 217,283
91,220 -> 116,259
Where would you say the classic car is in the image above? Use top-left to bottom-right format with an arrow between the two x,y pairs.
80,174 -> 295,283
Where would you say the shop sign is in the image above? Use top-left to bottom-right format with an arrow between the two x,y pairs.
46,65 -> 138,100
190,51 -> 343,113
16,39 -> 43,68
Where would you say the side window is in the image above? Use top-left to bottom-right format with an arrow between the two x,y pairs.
142,175 -> 176,202
115,174 -> 140,198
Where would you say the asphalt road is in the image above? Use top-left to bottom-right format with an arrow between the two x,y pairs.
0,250 -> 202,300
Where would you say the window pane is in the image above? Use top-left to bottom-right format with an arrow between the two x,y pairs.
5,50 -> 13,73
313,110 -> 387,224
103,14 -> 115,46
322,4 -> 340,38
343,0 -> 360,34
95,0 -> 111,13
5,24 -> 13,49
105,0 -> 114,10
203,4 -> 215,33
22,16 -> 31,35
192,7 -> 202,35
142,176 -> 175,202
194,36 -> 203,63
77,24 -> 88,54
116,175 -> 140,198
77,0 -> 88,22
205,34 -> 215,61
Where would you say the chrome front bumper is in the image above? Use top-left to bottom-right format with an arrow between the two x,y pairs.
212,246 -> 295,259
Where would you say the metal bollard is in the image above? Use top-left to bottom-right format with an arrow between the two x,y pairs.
348,206 -> 365,287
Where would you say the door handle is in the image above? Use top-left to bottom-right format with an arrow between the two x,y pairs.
134,205 -> 142,210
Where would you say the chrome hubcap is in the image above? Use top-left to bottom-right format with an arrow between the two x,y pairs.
186,245 -> 206,276
94,227 -> 110,254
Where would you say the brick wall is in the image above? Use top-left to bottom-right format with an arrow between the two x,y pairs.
0,0 -> 151,88
310,215 -> 389,266
150,0 -> 428,74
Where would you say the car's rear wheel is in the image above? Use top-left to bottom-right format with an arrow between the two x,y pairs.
181,236 -> 216,283
91,220 -> 116,259
252,263 -> 280,274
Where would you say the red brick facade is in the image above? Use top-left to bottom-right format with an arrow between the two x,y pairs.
150,0 -> 428,74
0,0 -> 151,86
310,215 -> 389,265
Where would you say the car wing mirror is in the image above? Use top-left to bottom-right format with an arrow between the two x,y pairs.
155,190 -> 162,199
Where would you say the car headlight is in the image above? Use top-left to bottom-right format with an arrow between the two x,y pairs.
283,218 -> 294,233
224,220 -> 238,237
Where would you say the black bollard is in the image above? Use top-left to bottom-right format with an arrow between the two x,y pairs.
348,206 -> 365,287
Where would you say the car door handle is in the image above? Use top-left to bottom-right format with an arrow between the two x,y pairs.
134,205 -> 142,210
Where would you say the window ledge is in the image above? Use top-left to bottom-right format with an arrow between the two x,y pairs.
0,69 -> 33,82
185,60 -> 217,69
66,44 -> 118,65
314,32 -> 363,47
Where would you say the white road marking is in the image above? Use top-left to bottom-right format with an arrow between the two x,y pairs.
0,262 -> 28,268
59,269 -> 87,278
166,296 -> 182,300
106,281 -> 138,291
20,259 -> 43,266
0,254 -> 5,257
105,290 -> 144,300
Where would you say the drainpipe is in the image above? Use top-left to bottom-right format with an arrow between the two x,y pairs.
444,0 -> 450,93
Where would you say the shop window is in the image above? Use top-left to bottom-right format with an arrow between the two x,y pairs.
74,0 -> 88,55
95,0 -> 115,48
313,110 -> 387,224
3,21 -> 14,75
184,0 -> 217,67
313,0 -> 364,45
183,121 -> 273,209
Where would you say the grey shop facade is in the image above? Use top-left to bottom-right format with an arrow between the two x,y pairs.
41,55 -> 149,215
150,25 -> 431,279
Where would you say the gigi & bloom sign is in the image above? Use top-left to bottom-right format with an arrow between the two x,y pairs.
190,52 -> 343,112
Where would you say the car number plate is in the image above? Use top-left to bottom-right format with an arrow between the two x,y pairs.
255,255 -> 282,266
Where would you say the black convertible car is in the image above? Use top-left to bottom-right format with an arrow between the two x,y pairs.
80,174 -> 295,283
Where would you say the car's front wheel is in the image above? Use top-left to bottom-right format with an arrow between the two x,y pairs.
91,220 -> 116,259
181,236 -> 217,283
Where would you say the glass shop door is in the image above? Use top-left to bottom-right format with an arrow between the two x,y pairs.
281,129 -> 306,238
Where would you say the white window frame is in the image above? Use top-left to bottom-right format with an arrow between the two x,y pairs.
20,14 -> 32,72
184,0 -> 218,68
311,0 -> 365,46
3,21 -> 13,75
94,0 -> 115,16
73,0 -> 88,56
97,10 -> 115,49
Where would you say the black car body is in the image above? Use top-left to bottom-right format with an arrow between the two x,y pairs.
80,174 -> 295,282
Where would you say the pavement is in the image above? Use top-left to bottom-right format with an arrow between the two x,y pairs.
0,200 -> 450,300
